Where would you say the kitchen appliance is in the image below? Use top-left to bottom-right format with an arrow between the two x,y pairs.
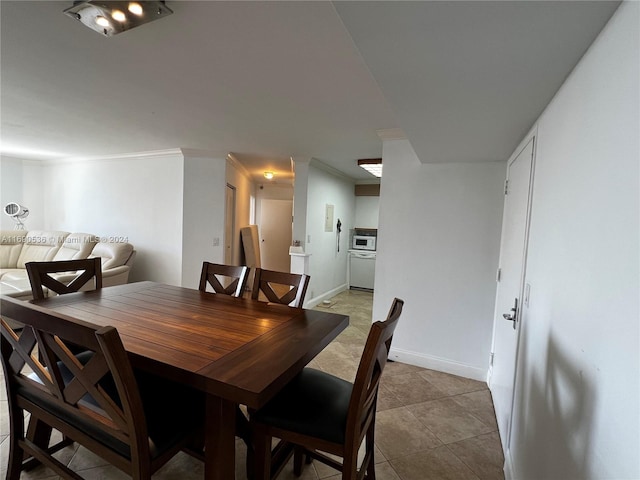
349,250 -> 376,290
352,233 -> 376,251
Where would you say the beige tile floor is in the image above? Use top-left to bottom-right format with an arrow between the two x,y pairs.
1,289 -> 505,479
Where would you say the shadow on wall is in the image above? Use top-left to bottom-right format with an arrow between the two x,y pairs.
515,333 -> 595,480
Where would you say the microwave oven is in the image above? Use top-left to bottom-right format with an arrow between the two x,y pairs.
352,235 -> 376,251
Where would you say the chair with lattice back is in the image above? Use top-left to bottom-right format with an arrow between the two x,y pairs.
198,262 -> 258,453
0,295 -> 204,480
26,257 -> 103,300
251,297 -> 404,480
251,268 -> 310,308
198,262 -> 249,297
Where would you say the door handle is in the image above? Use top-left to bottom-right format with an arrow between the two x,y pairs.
502,298 -> 518,330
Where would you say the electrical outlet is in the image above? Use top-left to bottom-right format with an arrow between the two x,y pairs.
213,237 -> 220,246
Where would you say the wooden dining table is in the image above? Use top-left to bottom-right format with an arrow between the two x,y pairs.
31,281 -> 349,479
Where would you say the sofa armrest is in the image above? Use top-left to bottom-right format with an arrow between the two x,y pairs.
102,265 -> 131,288
102,265 -> 130,279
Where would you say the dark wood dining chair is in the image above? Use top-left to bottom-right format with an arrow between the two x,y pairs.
198,261 -> 249,297
198,262 -> 253,457
26,257 -> 103,300
251,268 -> 310,308
250,298 -> 404,480
0,295 -> 204,480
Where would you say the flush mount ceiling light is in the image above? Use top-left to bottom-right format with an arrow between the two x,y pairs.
358,158 -> 383,178
63,1 -> 173,37
263,172 -> 275,180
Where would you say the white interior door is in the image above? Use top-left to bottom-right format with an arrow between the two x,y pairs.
258,199 -> 293,272
224,184 -> 236,265
489,137 -> 535,454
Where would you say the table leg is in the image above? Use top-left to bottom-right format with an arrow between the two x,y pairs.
205,395 -> 237,480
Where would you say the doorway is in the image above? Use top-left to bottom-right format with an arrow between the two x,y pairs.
257,199 -> 293,272
489,135 -> 536,455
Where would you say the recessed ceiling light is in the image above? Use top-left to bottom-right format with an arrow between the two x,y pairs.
112,9 -> 126,22
264,172 -> 274,180
128,2 -> 143,15
358,158 -> 383,178
95,15 -> 110,27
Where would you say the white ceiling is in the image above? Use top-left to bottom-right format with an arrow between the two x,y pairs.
335,1 -> 620,163
0,1 -> 619,181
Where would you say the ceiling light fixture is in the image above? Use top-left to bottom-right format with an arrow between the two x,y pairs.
128,2 -> 143,15
264,172 -> 274,180
111,9 -> 126,22
358,158 -> 383,178
63,1 -> 173,37
95,15 -> 110,27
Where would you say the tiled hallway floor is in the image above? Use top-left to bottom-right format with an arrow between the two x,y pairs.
1,290 -> 505,479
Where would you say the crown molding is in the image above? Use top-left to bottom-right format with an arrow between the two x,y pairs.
181,148 -> 229,159
226,153 -> 252,179
291,156 -> 312,165
309,158 -> 354,183
0,155 -> 43,167
41,148 -> 185,166
376,128 -> 406,141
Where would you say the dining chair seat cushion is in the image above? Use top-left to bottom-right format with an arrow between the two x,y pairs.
253,368 -> 353,444
24,352 -> 203,460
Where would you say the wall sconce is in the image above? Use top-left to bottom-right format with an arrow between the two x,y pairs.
264,172 -> 274,180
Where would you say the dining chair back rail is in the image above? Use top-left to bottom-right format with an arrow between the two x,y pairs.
198,262 -> 249,297
251,268 -> 310,308
26,257 -> 103,300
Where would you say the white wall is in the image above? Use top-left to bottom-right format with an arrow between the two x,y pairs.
292,158 -> 310,250
3,149 -> 238,289
304,162 -> 355,304
44,152 -> 185,285
256,183 -> 293,201
22,162 -> 45,230
226,158 -> 256,266
255,183 -> 294,260
1,157 -> 24,230
0,156 -> 45,230
374,142 -> 505,379
354,195 -> 379,228
181,153 -> 228,288
507,3 -> 639,479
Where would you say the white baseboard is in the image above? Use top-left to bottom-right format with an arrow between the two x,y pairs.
388,346 -> 488,382
304,284 -> 348,309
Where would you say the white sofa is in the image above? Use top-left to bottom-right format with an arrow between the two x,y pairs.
0,230 -> 136,300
